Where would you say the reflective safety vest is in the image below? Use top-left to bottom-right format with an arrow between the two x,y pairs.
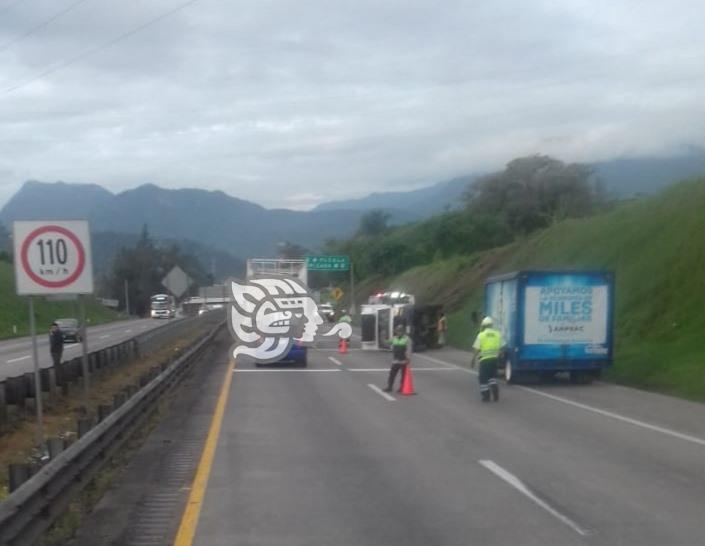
474,328 -> 502,361
391,335 -> 410,362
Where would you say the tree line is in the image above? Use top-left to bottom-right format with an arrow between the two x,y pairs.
326,155 -> 607,280
101,226 -> 210,316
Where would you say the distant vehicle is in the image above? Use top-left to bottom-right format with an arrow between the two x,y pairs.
55,318 -> 81,343
485,270 -> 615,383
318,303 -> 335,323
150,294 -> 176,319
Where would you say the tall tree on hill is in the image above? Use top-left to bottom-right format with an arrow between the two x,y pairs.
106,226 -> 209,316
465,155 -> 601,234
358,209 -> 392,237
277,241 -> 309,259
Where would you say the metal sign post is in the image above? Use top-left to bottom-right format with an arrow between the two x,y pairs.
13,220 -> 94,451
28,297 -> 45,452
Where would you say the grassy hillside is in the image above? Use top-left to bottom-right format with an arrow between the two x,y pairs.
374,177 -> 705,401
0,262 -> 119,339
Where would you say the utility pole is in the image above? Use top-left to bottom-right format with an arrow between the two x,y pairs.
124,279 -> 130,317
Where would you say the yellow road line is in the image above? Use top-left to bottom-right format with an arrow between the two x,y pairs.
173,358 -> 234,546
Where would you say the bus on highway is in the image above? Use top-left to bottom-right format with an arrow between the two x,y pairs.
150,294 -> 176,319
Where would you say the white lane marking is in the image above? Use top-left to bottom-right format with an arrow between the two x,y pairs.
233,369 -> 340,373
65,345 -> 80,351
349,367 -> 460,372
7,355 -> 31,363
368,384 -> 396,401
100,335 -> 110,339
328,357 -> 343,366
414,353 -> 476,374
418,353 -> 705,449
125,329 -> 132,333
516,386 -> 705,448
479,460 -> 591,536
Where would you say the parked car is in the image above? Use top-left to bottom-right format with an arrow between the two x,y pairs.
55,318 -> 82,343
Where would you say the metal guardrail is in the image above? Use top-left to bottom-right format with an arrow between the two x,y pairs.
0,313 -> 223,431
0,318 -> 225,546
135,315 -> 202,356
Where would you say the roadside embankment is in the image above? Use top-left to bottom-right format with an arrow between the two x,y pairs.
360,178 -> 705,402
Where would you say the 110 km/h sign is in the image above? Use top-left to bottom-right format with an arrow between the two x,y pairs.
13,220 -> 94,295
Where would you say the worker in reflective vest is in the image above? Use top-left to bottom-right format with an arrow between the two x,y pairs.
472,316 -> 502,402
383,324 -> 411,393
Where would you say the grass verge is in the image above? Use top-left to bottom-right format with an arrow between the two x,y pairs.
364,177 -> 705,403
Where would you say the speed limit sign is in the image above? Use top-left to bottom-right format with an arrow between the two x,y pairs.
13,220 -> 94,295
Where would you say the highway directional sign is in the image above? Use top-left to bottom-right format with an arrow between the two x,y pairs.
13,220 -> 94,295
306,255 -> 350,271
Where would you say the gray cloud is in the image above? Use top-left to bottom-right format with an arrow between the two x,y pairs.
1,0 -> 704,209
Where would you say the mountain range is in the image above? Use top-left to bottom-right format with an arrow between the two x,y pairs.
0,182 -> 380,262
313,175 -> 477,215
1,150 -> 704,278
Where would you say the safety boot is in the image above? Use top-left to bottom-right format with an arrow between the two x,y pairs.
481,390 -> 490,402
490,383 -> 499,402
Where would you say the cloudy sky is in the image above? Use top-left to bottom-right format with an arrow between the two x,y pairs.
1,0 -> 704,209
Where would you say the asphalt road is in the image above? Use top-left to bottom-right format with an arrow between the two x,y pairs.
186,340 -> 705,546
0,318 -> 173,380
70,334 -> 705,546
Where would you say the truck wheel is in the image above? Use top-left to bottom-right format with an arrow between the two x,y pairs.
569,371 -> 593,384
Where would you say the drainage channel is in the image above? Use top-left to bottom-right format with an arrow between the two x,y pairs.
68,333 -> 231,546
125,439 -> 203,546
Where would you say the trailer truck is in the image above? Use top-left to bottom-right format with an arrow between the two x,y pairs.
245,258 -> 309,366
485,270 -> 615,383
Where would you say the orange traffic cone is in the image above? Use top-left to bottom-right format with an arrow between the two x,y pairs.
338,338 -> 348,354
399,363 -> 416,395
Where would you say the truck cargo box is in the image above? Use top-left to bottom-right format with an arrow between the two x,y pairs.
484,270 -> 615,383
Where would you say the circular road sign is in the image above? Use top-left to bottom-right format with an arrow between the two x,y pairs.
20,225 -> 86,289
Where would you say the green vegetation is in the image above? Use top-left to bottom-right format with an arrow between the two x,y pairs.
373,177 -> 705,402
0,262 -> 118,339
328,155 -> 602,280
103,226 -> 211,316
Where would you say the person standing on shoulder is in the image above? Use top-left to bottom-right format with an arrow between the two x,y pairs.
437,311 -> 447,347
337,309 -> 352,343
471,316 -> 502,402
383,324 -> 411,393
338,309 -> 352,325
49,322 -> 64,367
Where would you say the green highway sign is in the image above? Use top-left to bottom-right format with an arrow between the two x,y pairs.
306,255 -> 350,271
